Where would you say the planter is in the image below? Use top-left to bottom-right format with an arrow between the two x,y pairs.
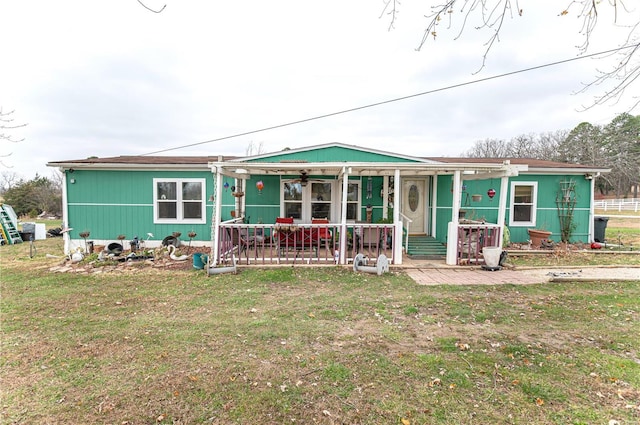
482,246 -> 502,268
528,229 -> 552,248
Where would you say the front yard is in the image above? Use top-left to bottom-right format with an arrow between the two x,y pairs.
1,235 -> 639,424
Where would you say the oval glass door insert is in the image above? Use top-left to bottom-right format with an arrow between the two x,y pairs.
408,184 -> 419,212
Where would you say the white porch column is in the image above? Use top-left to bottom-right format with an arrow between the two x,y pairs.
339,166 -> 350,265
393,169 -> 402,264
446,170 -> 462,265
211,167 -> 223,265
431,175 -> 438,238
496,175 -> 509,248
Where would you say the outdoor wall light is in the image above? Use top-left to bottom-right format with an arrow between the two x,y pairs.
70,178 -> 76,184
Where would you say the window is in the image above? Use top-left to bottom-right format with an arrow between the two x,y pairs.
346,182 -> 360,221
509,182 -> 537,226
311,182 -> 332,220
154,178 -> 206,224
283,182 -> 303,219
280,179 -> 359,222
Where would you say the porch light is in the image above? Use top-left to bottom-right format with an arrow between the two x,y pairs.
256,180 -> 264,194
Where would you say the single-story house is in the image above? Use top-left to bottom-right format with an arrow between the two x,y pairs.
47,143 -> 609,266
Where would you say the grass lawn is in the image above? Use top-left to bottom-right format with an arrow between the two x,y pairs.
1,237 -> 639,424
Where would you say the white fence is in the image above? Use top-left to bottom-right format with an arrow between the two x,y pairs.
594,198 -> 640,212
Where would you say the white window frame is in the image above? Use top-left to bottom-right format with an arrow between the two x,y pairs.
508,181 -> 538,227
153,178 -> 206,224
344,180 -> 361,222
280,178 -> 342,222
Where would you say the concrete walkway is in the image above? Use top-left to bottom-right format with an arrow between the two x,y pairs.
403,265 -> 640,286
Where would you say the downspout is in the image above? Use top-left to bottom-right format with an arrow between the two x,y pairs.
211,167 -> 223,265
61,168 -> 70,255
588,173 -> 597,242
339,166 -> 350,265
393,168 -> 402,264
496,174 -> 509,248
446,170 -> 462,265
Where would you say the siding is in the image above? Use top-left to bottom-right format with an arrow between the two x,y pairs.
66,169 -> 213,242
434,174 -> 593,244
247,146 -> 419,163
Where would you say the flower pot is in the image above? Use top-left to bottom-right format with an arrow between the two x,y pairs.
528,229 -> 552,248
482,246 -> 502,268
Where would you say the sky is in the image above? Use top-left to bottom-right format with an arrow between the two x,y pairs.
1,0 -> 639,180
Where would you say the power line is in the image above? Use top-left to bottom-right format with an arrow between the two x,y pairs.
142,44 -> 639,156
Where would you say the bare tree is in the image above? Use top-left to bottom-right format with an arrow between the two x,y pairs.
463,138 -> 510,157
600,113 -> 640,197
383,1 -> 640,108
0,108 -> 27,168
464,130 -> 565,160
537,130 -> 568,161
0,171 -> 23,195
245,141 -> 265,156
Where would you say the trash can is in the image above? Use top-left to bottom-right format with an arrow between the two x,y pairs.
594,216 -> 609,243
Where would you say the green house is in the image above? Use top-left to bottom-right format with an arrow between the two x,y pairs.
47,143 -> 608,266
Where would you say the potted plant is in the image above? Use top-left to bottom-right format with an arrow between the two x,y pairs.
117,234 -> 126,251
79,230 -> 90,253
528,228 -> 552,248
187,231 -> 197,249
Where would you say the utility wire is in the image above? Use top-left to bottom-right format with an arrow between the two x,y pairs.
142,43 -> 639,156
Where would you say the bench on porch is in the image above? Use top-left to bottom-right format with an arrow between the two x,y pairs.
274,217 -> 333,260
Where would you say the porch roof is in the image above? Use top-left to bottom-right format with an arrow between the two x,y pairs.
208,160 -> 527,179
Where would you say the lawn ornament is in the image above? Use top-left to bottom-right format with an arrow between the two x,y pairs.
167,244 -> 189,261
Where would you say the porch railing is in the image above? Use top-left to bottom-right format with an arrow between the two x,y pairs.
214,222 -> 396,266
456,223 -> 501,265
399,212 -> 412,253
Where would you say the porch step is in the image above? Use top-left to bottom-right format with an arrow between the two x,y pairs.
406,236 -> 446,259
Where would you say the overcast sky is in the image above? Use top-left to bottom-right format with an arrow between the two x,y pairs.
1,0 -> 638,179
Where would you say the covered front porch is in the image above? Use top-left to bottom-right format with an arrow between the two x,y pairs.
207,155 -> 524,267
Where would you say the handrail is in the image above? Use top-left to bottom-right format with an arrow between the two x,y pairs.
399,212 -> 412,253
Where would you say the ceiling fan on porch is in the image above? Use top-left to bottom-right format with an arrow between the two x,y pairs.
286,170 -> 323,186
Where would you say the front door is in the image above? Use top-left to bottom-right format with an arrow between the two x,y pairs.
402,179 -> 426,234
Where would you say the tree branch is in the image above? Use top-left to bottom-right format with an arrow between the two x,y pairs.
136,0 -> 166,14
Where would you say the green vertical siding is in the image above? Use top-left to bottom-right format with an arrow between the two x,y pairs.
248,146 -> 419,163
242,175 -> 281,223
434,174 -> 593,244
66,169 -> 213,242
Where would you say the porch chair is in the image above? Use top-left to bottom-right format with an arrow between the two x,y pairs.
274,217 -> 296,255
311,218 -> 333,251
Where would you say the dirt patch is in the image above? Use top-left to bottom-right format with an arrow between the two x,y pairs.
50,246 -> 209,274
